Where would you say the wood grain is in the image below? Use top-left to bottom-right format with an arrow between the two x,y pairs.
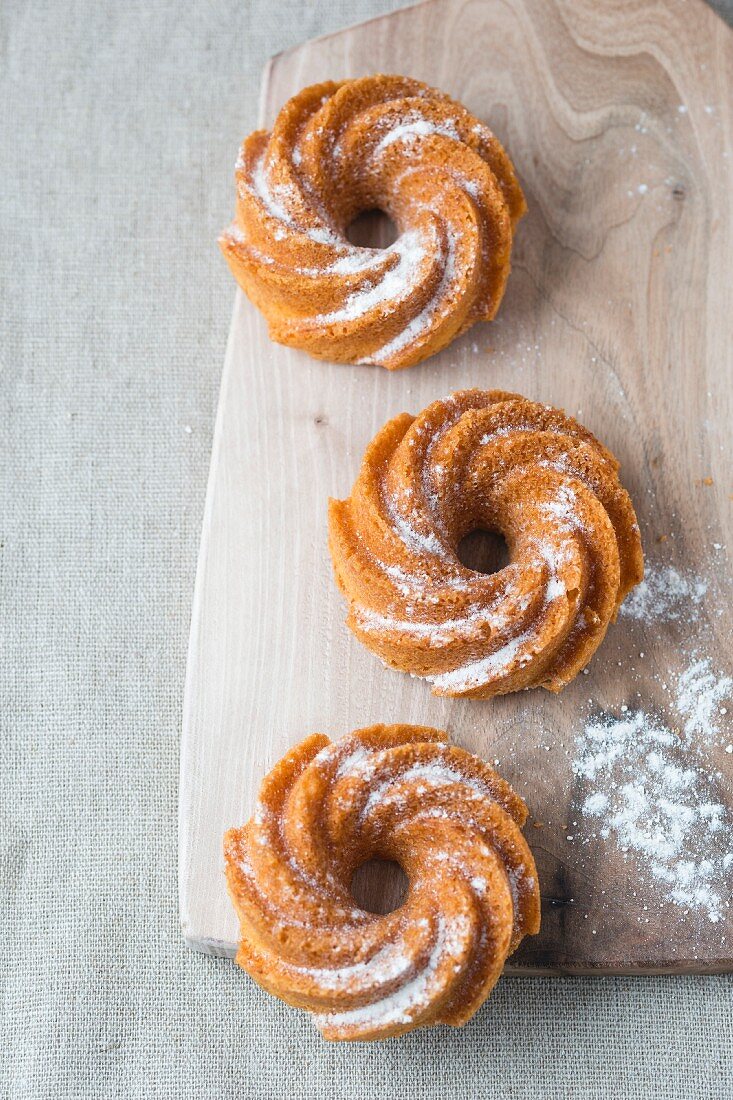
179,0 -> 733,972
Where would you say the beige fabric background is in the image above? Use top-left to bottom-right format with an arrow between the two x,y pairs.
2,1 -> 732,1097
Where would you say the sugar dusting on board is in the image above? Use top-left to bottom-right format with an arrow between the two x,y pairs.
676,658 -> 732,739
620,563 -> 707,621
566,549 -> 732,928
574,690 -> 732,924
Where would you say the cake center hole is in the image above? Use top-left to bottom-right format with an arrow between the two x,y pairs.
457,529 -> 510,575
345,209 -> 399,250
350,859 -> 409,915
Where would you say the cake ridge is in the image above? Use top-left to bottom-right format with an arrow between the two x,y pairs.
220,74 -> 526,369
328,390 -> 644,698
225,725 -> 540,1040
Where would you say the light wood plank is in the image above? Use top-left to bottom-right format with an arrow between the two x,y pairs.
180,0 -> 733,972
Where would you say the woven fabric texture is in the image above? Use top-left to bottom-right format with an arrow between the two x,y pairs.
1,1 -> 732,1097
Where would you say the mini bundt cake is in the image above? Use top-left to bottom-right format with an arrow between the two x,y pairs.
224,724 -> 540,1041
328,391 -> 644,698
220,75 -> 526,369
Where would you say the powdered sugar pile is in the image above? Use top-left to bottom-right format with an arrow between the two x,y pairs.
573,659 -> 732,923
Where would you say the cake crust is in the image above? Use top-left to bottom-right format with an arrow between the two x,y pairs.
328,390 -> 644,698
224,724 -> 540,1040
220,75 -> 526,369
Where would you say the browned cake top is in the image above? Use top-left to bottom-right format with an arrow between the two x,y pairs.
329,390 -> 644,697
220,75 -> 525,368
224,724 -> 540,1040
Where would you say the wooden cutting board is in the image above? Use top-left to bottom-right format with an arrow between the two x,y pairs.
180,0 -> 733,973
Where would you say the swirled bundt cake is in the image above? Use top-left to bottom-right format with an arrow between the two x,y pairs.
329,391 -> 644,698
224,724 -> 540,1040
220,75 -> 526,369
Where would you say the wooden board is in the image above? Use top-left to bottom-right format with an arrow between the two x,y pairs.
179,0 -> 733,973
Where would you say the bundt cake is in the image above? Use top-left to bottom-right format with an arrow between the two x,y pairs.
219,75 -> 526,369
328,391 -> 644,698
224,724 -> 540,1041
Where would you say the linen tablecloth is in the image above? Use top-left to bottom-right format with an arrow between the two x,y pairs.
2,1 -> 732,1096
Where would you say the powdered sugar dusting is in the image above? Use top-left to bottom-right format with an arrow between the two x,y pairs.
361,761 -> 493,818
292,937 -> 413,991
334,745 -> 376,780
250,152 -> 341,246
427,631 -> 532,693
222,221 -> 245,244
314,914 -> 470,1033
375,115 -> 461,153
361,228 -> 457,364
573,656 -> 732,924
381,561 -> 471,596
621,564 -> 707,622
354,605 -> 502,646
314,229 -> 427,324
424,537 -> 573,693
327,249 -> 391,276
574,708 -> 731,922
382,485 -> 452,563
676,659 -> 732,739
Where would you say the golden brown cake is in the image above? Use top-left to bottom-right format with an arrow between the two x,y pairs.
224,724 -> 540,1041
219,75 -> 525,369
329,391 -> 644,698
